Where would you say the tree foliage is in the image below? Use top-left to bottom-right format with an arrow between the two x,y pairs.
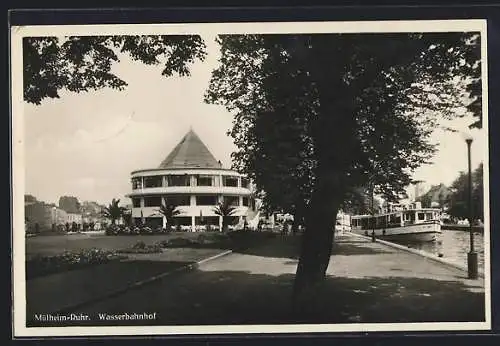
205,32 -> 481,306
101,198 -> 126,225
212,201 -> 237,231
416,183 -> 452,208
206,33 -> 480,218
23,35 -> 206,104
58,195 -> 81,213
447,163 -> 483,221
156,200 -> 181,227
341,187 -> 382,216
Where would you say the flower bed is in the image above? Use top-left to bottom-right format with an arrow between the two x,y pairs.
105,224 -> 171,236
26,248 -> 126,280
117,241 -> 163,254
154,233 -> 232,249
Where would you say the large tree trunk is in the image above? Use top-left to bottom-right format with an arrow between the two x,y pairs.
292,172 -> 345,316
290,35 -> 357,317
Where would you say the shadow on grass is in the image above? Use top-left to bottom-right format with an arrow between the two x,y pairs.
26,260 -> 195,319
233,236 -> 302,259
30,266 -> 486,327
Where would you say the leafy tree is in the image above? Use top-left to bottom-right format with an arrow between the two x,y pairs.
342,186 -> 382,216
155,200 -> 181,229
448,163 -> 483,221
213,201 -> 237,232
205,33 -> 481,311
101,198 -> 126,225
58,196 -> 81,213
24,35 -> 206,104
417,183 -> 452,208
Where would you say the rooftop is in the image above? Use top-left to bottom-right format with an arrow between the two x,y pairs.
158,129 -> 222,169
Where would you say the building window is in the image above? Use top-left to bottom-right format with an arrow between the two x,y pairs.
241,178 -> 249,188
418,213 -> 426,221
223,196 -> 239,206
223,176 -> 238,187
144,176 -> 163,188
166,195 -> 191,206
196,195 -> 218,206
196,175 -> 214,186
195,216 -> 219,226
242,197 -> 249,206
144,196 -> 162,207
132,177 -> 142,189
167,175 -> 190,186
132,198 -> 141,208
175,217 -> 192,226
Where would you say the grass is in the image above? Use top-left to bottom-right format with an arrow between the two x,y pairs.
24,231 -> 273,279
25,232 -> 226,257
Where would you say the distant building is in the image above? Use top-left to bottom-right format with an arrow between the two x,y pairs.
81,201 -> 106,224
25,201 -> 52,232
66,212 -> 82,225
50,206 -> 67,225
25,195 -> 85,232
127,129 -> 257,231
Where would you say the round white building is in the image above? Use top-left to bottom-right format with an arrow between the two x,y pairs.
127,130 -> 257,231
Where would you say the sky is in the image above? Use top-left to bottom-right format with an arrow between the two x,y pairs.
24,35 -> 487,206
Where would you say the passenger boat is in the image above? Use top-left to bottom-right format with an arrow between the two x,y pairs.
350,202 -> 442,242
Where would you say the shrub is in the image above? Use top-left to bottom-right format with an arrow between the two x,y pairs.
133,241 -> 146,249
162,237 -> 196,248
105,224 -> 119,236
158,239 -> 171,248
118,241 -> 162,254
140,226 -> 152,235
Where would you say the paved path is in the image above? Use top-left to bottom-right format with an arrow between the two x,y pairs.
27,233 -> 486,326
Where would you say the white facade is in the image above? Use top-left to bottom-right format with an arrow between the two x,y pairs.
126,130 -> 257,231
66,212 -> 83,224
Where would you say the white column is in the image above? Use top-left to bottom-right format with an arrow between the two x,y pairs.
191,216 -> 196,232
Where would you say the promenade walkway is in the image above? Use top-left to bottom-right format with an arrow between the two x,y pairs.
27,233 -> 486,326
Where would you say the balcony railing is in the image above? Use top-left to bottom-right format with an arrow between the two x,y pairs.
128,185 -> 251,196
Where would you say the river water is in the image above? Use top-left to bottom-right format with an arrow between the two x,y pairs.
391,230 -> 486,272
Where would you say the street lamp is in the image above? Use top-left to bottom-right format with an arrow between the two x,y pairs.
463,131 -> 478,279
371,182 -> 376,242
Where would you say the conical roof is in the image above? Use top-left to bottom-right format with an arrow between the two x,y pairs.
158,129 -> 222,169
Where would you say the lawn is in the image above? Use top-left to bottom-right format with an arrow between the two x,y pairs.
25,232 -> 219,257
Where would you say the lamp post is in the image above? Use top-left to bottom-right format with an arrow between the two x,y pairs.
371,181 -> 376,242
464,132 -> 478,279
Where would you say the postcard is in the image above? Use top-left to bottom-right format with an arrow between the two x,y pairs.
11,19 -> 491,337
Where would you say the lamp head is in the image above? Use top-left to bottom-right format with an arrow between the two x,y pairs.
461,131 -> 474,145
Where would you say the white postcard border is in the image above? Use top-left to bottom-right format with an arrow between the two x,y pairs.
11,19 -> 491,337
